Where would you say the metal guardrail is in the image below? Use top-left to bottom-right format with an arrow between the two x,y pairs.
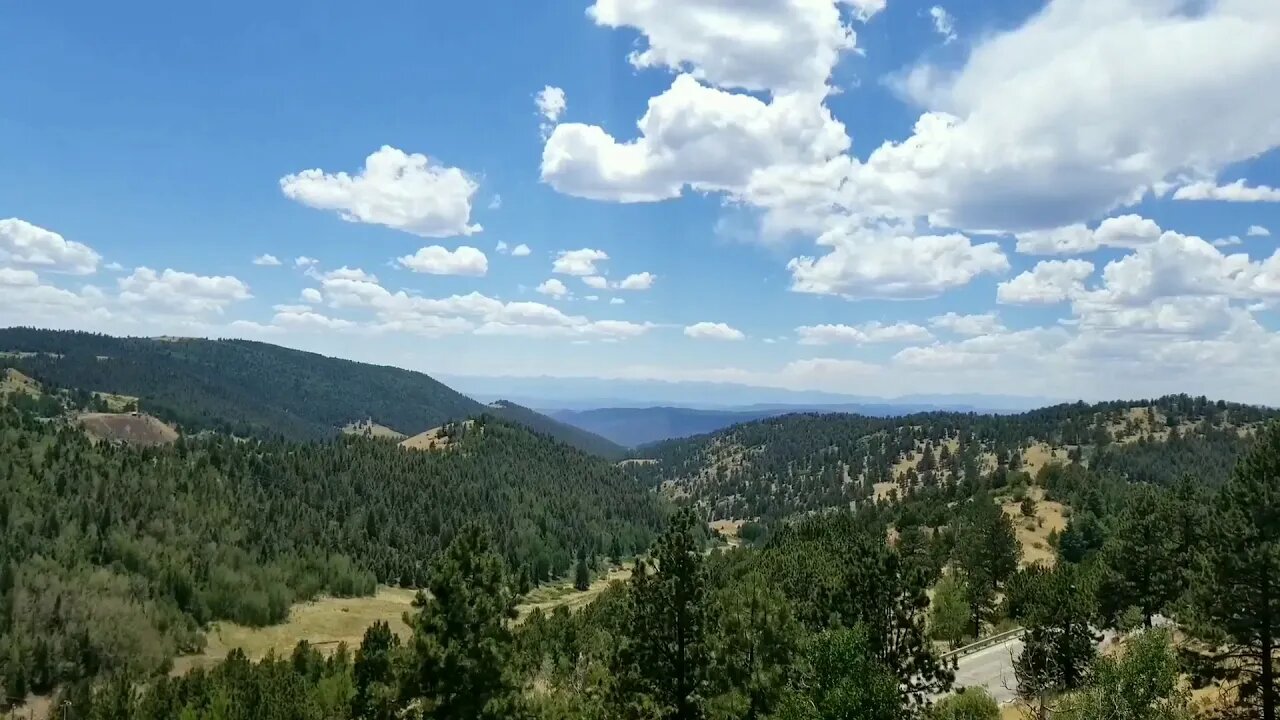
942,626 -> 1025,660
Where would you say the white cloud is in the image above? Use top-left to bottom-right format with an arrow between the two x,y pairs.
929,6 -> 956,43
929,312 -> 1005,336
553,248 -> 609,276
582,275 -> 610,289
997,259 -> 1094,305
511,243 -> 532,257
795,321 -> 932,345
609,297 -> 625,305
1212,236 -> 1242,248
300,288 -> 323,304
542,74 -> 850,203
0,268 -> 39,286
1014,214 -> 1162,255
787,225 -> 1008,299
488,194 -> 502,210
294,256 -> 318,268
1248,225 -> 1271,237
118,267 -> 252,315
280,145 -> 482,237
496,240 -> 509,253
252,254 -> 282,267
272,309 -> 355,331
684,321 -> 746,341
1173,179 -> 1280,202
856,0 -> 1280,233
617,271 -> 655,290
397,245 -> 488,276
586,0 -> 865,95
536,278 -> 569,298
1085,231 -> 1280,305
0,218 -> 100,275
536,86 -> 567,138
104,262 -> 125,272
323,266 -> 379,283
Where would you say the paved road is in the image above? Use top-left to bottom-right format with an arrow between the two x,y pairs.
951,634 -> 1025,702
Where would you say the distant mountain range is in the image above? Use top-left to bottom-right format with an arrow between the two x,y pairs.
549,401 -> 1028,448
441,374 -> 1059,414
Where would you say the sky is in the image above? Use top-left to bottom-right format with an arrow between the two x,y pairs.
3,0 -> 1280,404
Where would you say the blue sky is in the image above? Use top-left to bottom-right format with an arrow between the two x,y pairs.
3,0 -> 1280,403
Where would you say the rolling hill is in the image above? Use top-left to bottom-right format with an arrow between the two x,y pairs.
0,327 -> 621,457
625,395 -> 1280,522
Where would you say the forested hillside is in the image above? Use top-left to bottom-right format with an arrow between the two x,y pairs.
630,395 -> 1278,521
0,328 -> 621,457
0,406 -> 663,698
487,400 -> 626,460
39,421 -> 1280,720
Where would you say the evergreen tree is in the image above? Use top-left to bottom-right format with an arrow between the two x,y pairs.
1098,485 -> 1181,628
954,499 -> 1019,636
401,525 -> 523,720
710,576 -> 802,720
1191,423 -> 1280,720
614,509 -> 710,720
930,687 -> 999,720
574,550 -> 591,592
1053,629 -> 1191,720
352,621 -> 399,720
1014,564 -> 1099,714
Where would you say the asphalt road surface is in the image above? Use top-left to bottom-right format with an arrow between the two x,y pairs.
951,633 -> 1025,702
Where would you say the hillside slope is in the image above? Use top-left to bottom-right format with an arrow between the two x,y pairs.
0,328 -> 622,456
490,400 -> 627,459
628,395 -> 1279,521
0,404 -> 664,692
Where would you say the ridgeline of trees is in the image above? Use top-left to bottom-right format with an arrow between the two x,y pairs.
0,406 -> 662,699
0,328 -> 625,458
629,395 -> 1278,520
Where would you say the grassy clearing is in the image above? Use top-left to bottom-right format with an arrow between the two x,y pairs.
1001,487 -> 1066,568
173,566 -> 636,675
342,419 -> 406,440
78,412 -> 179,446
0,368 -> 40,397
92,390 -> 139,412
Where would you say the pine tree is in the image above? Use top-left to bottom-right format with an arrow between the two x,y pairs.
955,499 -> 1019,636
401,524 -> 523,720
574,549 -> 591,592
711,576 -> 802,720
1192,423 -> 1280,720
352,621 -> 399,720
1014,564 -> 1100,714
614,508 -> 710,720
1098,485 -> 1180,628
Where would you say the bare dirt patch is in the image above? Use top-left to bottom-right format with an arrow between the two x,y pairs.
1020,442 -> 1070,477
78,412 -> 179,446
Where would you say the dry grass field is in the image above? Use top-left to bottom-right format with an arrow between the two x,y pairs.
1001,487 -> 1066,568
342,419 -> 406,440
78,412 -> 179,446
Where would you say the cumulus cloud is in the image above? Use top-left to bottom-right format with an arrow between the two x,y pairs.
553,248 -> 609,276
795,321 -> 932,345
1248,225 -> 1271,237
1015,214 -> 1163,255
511,243 -> 532,257
252,254 -> 282,266
300,288 -> 323,304
536,278 -> 569,298
582,275 -> 610,289
997,259 -> 1095,305
609,297 -> 625,305
617,272 -> 655,290
929,312 -> 1005,336
397,246 -> 488,276
280,145 -> 482,237
1173,179 -> 1280,202
684,321 -> 746,341
929,6 -> 956,43
536,85 -> 567,138
294,256 -> 318,268
118,267 -> 252,315
787,226 -> 1008,299
0,218 -> 100,275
